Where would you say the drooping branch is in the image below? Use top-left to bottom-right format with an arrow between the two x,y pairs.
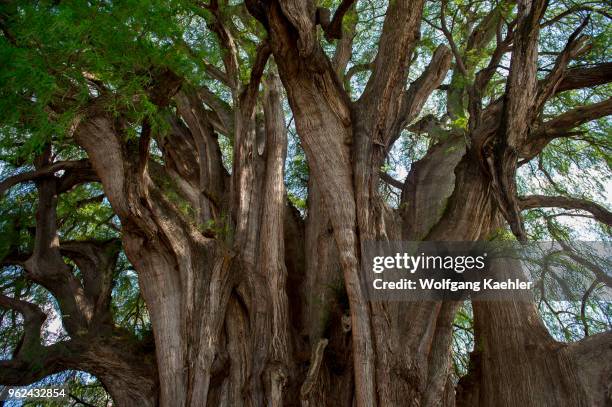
519,195 -> 612,227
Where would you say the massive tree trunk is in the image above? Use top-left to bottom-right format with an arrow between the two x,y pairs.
2,0 -> 611,406
457,258 -> 612,407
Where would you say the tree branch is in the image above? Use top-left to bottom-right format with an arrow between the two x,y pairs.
472,18 -> 515,99
20,151 -> 97,335
535,16 -> 591,111
317,0 -> 356,41
541,6 -> 611,28
485,0 -> 547,240
358,0 -> 426,138
239,41 -> 271,115
0,294 -> 46,355
203,61 -> 231,86
59,239 -> 121,323
519,195 -> 612,226
204,1 -> 241,90
552,62 -> 612,94
331,2 -> 357,80
396,45 -> 452,134
380,172 -> 404,189
540,98 -> 612,136
0,159 -> 94,198
520,98 -> 612,160
439,0 -> 467,77
197,86 -> 235,136
344,63 -> 373,91
0,294 -> 69,386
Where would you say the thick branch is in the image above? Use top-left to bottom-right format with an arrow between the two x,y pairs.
344,63 -> 373,91
0,159 -> 94,198
540,98 -> 612,135
203,61 -> 231,86
59,239 -> 121,325
318,0 -> 356,41
519,195 -> 612,226
472,21 -> 515,104
277,0 -> 317,57
205,2 -> 241,90
535,17 -> 590,111
358,0 -> 426,138
198,86 -> 235,135
390,45 -> 452,146
0,294 -> 45,355
520,98 -> 612,160
486,0 -> 547,240
502,0 -> 547,149
552,63 -> 612,94
22,151 -> 96,334
380,172 -> 404,190
239,41 -> 272,115
175,90 -> 227,223
331,2 -> 357,80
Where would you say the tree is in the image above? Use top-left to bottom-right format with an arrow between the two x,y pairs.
0,0 -> 611,406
